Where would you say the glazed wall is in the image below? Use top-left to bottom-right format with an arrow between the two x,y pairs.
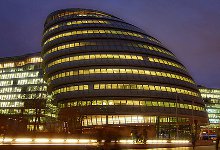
42,8 -> 208,127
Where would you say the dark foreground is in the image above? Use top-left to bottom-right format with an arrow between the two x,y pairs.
0,145 -> 217,150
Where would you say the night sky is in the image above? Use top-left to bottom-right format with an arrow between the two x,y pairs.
0,0 -> 220,88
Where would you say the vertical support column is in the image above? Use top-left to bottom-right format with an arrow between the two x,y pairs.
106,115 -> 108,125
168,117 -> 171,139
156,116 -> 160,139
195,120 -> 198,140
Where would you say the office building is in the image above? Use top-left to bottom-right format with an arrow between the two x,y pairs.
42,8 -> 208,138
199,86 -> 220,135
0,52 -> 47,132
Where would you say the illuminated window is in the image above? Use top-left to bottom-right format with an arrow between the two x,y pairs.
43,29 -> 144,45
93,83 -> 199,97
0,57 -> 42,69
48,68 -> 194,85
44,20 -> 109,35
52,11 -> 111,21
82,115 -> 160,126
148,57 -> 186,71
0,71 -> 39,79
43,41 -> 172,58
59,99 -> 205,113
52,84 -> 89,95
47,54 -> 143,68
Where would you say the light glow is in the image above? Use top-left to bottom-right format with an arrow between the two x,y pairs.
3,138 -> 13,142
34,138 -> 49,143
119,140 -> 133,144
0,137 -> 190,145
15,138 -> 32,143
90,139 -> 97,143
78,139 -> 90,143
171,140 -> 189,143
66,139 -> 78,143
51,139 -> 64,143
147,140 -> 167,143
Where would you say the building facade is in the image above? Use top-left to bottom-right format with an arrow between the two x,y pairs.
0,52 -> 48,132
199,86 -> 220,135
42,8 -> 208,138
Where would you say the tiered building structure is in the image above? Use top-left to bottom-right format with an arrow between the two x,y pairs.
42,8 -> 208,138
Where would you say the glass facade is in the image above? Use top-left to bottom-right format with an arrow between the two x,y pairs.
0,8 -> 211,138
0,53 -> 48,132
42,8 -> 208,137
199,86 -> 220,134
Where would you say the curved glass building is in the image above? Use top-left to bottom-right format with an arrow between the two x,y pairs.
42,8 -> 208,137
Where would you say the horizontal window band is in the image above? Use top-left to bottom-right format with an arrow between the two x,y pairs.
43,41 -> 174,58
43,29 -> 145,45
93,84 -> 198,97
47,54 -> 143,68
52,84 -> 89,95
0,57 -> 42,69
148,57 -> 187,71
48,68 -> 195,84
44,20 -> 109,35
59,100 -> 205,111
0,92 -> 47,101
51,11 -> 112,21
52,83 -> 198,97
46,54 -> 185,73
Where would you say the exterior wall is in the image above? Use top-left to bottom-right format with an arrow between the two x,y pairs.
42,8 -> 208,133
199,86 -> 220,134
0,52 -> 47,132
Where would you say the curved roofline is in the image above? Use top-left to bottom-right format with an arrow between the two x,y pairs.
45,8 -> 120,26
43,8 -> 162,44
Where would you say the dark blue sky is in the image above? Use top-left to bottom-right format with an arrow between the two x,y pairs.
0,0 -> 220,88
